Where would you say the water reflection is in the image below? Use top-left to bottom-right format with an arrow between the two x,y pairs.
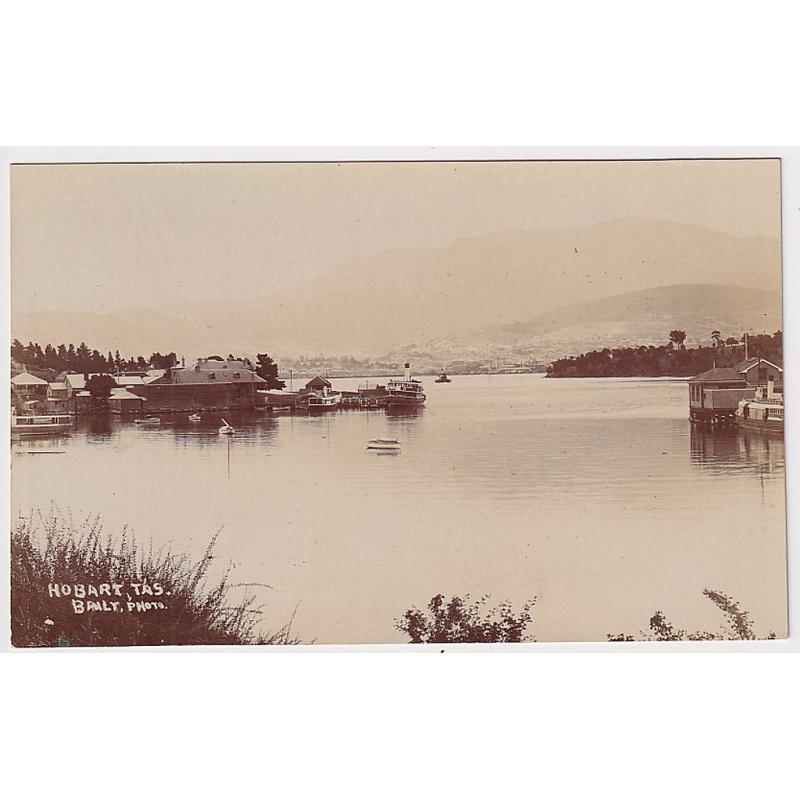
10,376 -> 787,643
689,423 -> 784,475
80,415 -> 115,437
384,406 -> 426,419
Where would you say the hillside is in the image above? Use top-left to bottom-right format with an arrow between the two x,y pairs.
12,219 -> 781,360
382,284 -> 782,370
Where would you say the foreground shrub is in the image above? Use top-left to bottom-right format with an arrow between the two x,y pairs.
396,593 -> 536,643
608,589 -> 775,641
11,510 -> 299,647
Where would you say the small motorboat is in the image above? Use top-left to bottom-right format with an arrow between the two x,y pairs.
219,419 -> 235,435
188,413 -> 202,422
134,416 -> 161,426
367,437 -> 401,451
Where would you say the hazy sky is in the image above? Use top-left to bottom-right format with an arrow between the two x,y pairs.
11,159 -> 781,315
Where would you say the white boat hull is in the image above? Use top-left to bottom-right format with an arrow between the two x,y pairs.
367,438 -> 401,451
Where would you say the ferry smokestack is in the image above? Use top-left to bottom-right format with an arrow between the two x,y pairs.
404,362 -> 411,381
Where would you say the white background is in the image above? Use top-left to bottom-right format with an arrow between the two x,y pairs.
1,1 -> 798,798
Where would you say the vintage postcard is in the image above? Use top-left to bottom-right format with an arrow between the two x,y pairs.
8,156 -> 787,646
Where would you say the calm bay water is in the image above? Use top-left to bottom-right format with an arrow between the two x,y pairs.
11,374 -> 787,642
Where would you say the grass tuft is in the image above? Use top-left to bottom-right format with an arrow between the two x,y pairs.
608,588 -> 776,641
11,509 -> 300,647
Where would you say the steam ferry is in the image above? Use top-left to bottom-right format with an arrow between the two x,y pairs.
735,384 -> 784,434
385,363 -> 426,409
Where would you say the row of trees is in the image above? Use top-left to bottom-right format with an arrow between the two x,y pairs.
548,331 -> 783,378
11,339 -> 178,376
11,339 -> 287,390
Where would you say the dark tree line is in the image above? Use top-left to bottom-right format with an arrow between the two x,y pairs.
11,339 -> 178,376
547,331 -> 782,378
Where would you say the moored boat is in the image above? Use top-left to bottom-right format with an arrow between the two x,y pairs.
219,419 -> 235,435
367,437 -> 401,451
188,413 -> 202,422
305,393 -> 341,412
134,416 -> 161,426
11,413 -> 73,438
735,385 -> 784,434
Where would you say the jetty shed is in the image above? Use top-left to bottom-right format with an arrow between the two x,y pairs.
688,358 -> 783,423
688,367 -> 751,423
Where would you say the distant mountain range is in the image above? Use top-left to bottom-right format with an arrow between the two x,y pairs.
12,218 -> 781,364
381,284 -> 782,371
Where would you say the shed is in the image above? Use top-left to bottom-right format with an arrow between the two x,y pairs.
688,367 -> 749,422
108,388 -> 144,415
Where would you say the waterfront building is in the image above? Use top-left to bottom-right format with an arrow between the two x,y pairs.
11,371 -> 48,408
108,387 -> 145,415
689,357 -> 783,423
305,376 -> 332,392
46,382 -> 69,413
733,357 -> 783,389
133,357 -> 267,412
300,375 -> 341,412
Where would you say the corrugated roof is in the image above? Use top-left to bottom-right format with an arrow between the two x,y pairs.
11,371 -> 48,386
110,388 -> 143,401
689,367 -> 744,383
165,367 -> 267,385
64,373 -> 88,389
734,357 -> 759,372
735,357 -> 782,373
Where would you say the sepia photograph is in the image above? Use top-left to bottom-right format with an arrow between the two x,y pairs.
8,156 -> 787,647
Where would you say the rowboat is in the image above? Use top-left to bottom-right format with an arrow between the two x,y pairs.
367,437 -> 401,451
219,419 -> 234,435
188,413 -> 202,422
134,416 -> 161,426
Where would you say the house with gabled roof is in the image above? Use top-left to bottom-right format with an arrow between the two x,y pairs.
11,370 -> 49,409
732,357 -> 783,388
688,367 -> 751,423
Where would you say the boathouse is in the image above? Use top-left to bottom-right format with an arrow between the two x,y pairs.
108,387 -> 145,415
688,358 -> 783,423
132,357 -> 267,412
688,368 -> 750,423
